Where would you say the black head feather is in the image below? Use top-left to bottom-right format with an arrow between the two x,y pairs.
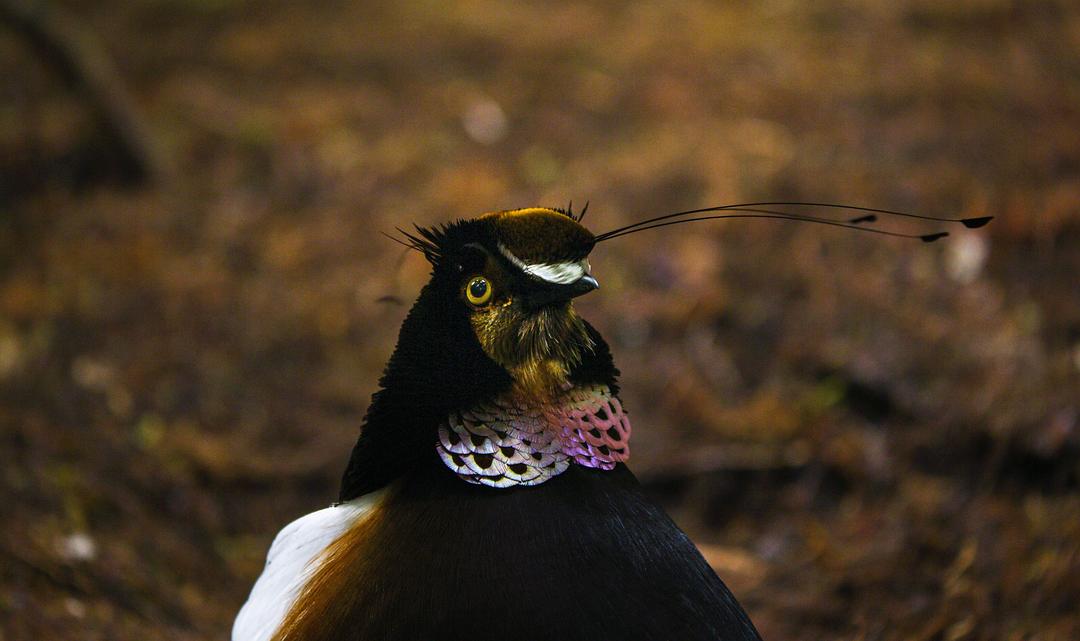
400,207 -> 595,271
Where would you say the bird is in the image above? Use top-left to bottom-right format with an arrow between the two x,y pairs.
232,203 -> 990,641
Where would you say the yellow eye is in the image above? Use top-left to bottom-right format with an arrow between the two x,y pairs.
465,277 -> 492,305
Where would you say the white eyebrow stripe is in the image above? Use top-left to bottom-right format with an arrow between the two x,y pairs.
522,260 -> 586,284
496,243 -> 588,285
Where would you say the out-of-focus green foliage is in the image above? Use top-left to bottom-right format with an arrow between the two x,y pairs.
1,1 -> 1078,639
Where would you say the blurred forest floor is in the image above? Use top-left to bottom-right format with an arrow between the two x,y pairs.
1,1 -> 1079,639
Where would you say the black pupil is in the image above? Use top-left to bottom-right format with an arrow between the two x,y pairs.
469,279 -> 488,299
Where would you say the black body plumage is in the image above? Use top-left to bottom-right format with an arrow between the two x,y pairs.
332,463 -> 761,641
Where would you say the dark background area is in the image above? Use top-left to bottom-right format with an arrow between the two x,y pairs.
1,1 -> 1078,639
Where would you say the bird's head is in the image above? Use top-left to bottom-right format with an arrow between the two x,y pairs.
399,206 -> 601,401
342,200 -> 988,499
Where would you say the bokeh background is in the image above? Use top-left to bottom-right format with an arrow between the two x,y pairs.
2,1 -> 1079,639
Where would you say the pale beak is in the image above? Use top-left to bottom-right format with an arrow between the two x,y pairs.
522,273 -> 599,309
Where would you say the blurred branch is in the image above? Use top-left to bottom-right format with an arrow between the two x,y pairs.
0,0 -> 167,184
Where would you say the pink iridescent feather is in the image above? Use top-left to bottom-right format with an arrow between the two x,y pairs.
436,385 -> 631,488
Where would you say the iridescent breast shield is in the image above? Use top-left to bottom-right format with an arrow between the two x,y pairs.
436,384 -> 632,488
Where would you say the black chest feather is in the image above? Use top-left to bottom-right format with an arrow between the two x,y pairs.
320,464 -> 761,641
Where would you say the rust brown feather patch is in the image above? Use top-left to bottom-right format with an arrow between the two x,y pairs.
270,488 -> 395,641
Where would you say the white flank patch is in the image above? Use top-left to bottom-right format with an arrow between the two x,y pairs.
232,491 -> 385,641
498,243 -> 588,285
